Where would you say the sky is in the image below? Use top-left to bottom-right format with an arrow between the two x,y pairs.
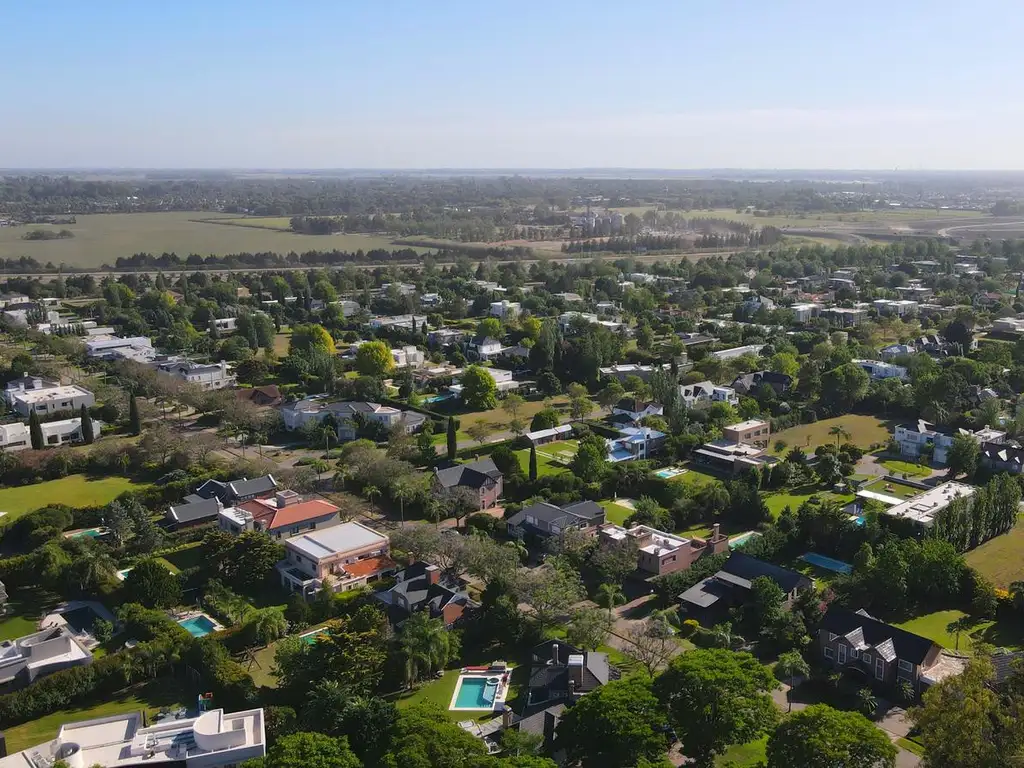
2,0 -> 1024,169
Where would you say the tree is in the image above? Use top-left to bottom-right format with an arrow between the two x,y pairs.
774,651 -> 811,712
289,323 -> 337,355
819,363 -> 869,414
624,619 -> 678,676
501,393 -> 525,421
571,433 -> 608,483
566,607 -> 613,651
654,649 -> 778,768
530,407 -> 560,432
380,703 -> 489,767
478,317 -> 502,339
446,417 -> 457,461
216,531 -> 285,590
597,380 -> 626,412
460,366 -> 498,410
244,607 -> 289,647
355,340 -> 395,377
557,677 -> 670,768
124,559 -> 182,608
465,419 -> 492,446
828,424 -> 851,447
815,452 -> 842,486
363,484 -> 381,515
529,444 -> 538,481
947,432 -> 980,478
129,394 -> 141,435
28,409 -> 43,450
766,704 -> 896,768
568,383 -> 595,421
79,404 -> 95,444
596,582 -> 626,617
398,612 -> 456,687
256,731 -> 360,768
515,565 -> 583,629
744,575 -> 785,631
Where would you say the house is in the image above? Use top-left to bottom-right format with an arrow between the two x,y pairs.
789,302 -> 821,322
679,552 -> 812,625
428,328 -> 466,347
452,367 -> 519,395
4,375 -> 95,418
606,426 -> 666,462
235,385 -> 283,408
555,292 -> 584,303
854,359 -> 908,381
679,381 -> 738,409
85,336 -> 155,362
218,490 -> 341,540
693,439 -> 780,474
893,420 -> 1004,465
880,344 -> 916,361
0,707 -> 266,768
376,562 -> 475,627
525,424 -> 573,445
153,358 -> 236,390
523,640 -> 615,709
392,345 -> 425,368
979,440 -> 1024,475
420,292 -> 442,307
465,336 -> 507,362
742,295 -> 776,313
166,497 -> 224,528
0,626 -> 92,688
335,299 -> 362,317
277,521 -> 396,598
818,607 -> 961,693
723,419 -> 771,447
489,300 -> 520,320
896,285 -> 933,301
873,299 -> 919,317
195,474 -> 279,505
558,312 -> 625,334
732,371 -> 793,396
507,500 -> 606,541
37,416 -> 103,448
0,423 -> 29,452
212,317 -> 237,333
432,458 -> 503,510
876,481 -> 975,528
822,307 -> 867,327
368,314 -> 426,331
610,397 -> 663,425
598,522 -> 729,578
993,317 -> 1024,336
676,332 -> 718,347
711,344 -> 765,361
599,363 -> 668,382
280,399 -> 426,437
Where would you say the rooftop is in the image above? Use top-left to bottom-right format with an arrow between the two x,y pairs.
285,521 -> 388,561
883,481 -> 976,526
726,419 -> 770,432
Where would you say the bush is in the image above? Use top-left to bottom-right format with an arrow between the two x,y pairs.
678,619 -> 699,638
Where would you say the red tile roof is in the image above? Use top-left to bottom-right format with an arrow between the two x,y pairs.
342,555 -> 397,579
237,498 -> 340,531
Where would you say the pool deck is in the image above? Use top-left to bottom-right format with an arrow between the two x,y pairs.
448,665 -> 513,712
40,600 -> 116,651
173,610 -> 225,635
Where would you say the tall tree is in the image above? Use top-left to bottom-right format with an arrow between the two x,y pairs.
28,409 -> 44,450
946,432 -> 980,478
529,444 -> 538,481
128,394 -> 142,436
79,404 -> 95,444
766,704 -> 896,768
446,417 -> 457,461
258,731 -> 361,768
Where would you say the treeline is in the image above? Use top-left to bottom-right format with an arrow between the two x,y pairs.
932,474 -> 1021,552
21,229 -> 73,241
562,226 -> 782,254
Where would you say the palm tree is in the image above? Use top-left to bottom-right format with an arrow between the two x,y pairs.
120,652 -> 141,686
75,544 -> 116,592
391,477 -> 416,528
363,484 -> 381,516
310,459 -> 330,485
398,613 -> 452,688
774,651 -> 810,712
505,538 -> 528,563
596,583 -> 626,617
947,616 -> 972,652
856,687 -> 878,718
829,424 -> 851,447
245,607 -> 288,647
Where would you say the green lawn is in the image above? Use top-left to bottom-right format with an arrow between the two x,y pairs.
897,737 -> 926,756
3,679 -> 190,754
763,484 -> 854,517
0,475 -> 146,521
879,458 -> 931,477
0,586 -> 61,642
966,516 -> 1024,588
769,415 -> 892,455
599,500 -> 634,525
860,477 -> 923,500
895,610 -> 980,652
676,466 -> 722,487
515,440 -> 578,477
443,395 -> 574,436
157,542 -> 209,574
715,735 -> 768,766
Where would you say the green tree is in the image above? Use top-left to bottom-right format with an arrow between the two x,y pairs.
828,424 -> 851,447
529,444 -> 538,481
398,612 -> 455,687
289,323 -> 337,355
243,607 -> 289,647
557,677 -> 670,768
596,582 -> 626,617
465,419 -> 492,446
355,340 -> 395,377
217,532 -> 285,590
819,363 -> 869,414
381,703 -> 488,767
570,433 -> 608,483
774,651 -> 811,712
79,404 -> 95,444
446,417 -> 457,461
597,380 -> 626,413
946,432 -> 980,478
254,731 -> 361,768
565,607 -> 613,651
29,409 -> 43,450
530,407 -> 560,432
745,576 -> 785,631
478,317 -> 502,339
128,394 -> 141,435
654,649 -> 778,768
461,366 -> 498,410
124,559 -> 182,608
501,392 -> 526,421
766,704 -> 896,768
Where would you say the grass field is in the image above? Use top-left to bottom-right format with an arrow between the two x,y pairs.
715,735 -> 768,766
0,586 -> 61,642
3,679 -> 190,754
0,475 -> 145,520
209,216 -> 294,231
860,477 -> 922,500
0,212 -> 433,268
514,440 -> 577,477
599,500 -> 634,525
157,542 -> 208,574
603,205 -> 988,230
966,517 -> 1024,588
879,458 -> 931,477
769,415 -> 892,455
764,483 -> 854,517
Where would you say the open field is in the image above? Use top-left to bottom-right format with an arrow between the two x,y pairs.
0,475 -> 146,520
603,205 -> 988,230
966,517 -> 1024,588
209,216 -> 294,231
0,212 -> 433,268
769,415 -> 892,455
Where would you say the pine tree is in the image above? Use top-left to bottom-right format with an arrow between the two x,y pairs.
80,404 -> 95,444
29,410 -> 44,450
446,417 -> 457,461
129,395 -> 141,436
529,444 -> 538,481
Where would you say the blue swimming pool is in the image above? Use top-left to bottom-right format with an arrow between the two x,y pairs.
178,615 -> 218,638
801,552 -> 853,575
853,515 -> 866,526
453,676 -> 498,709
729,532 -> 761,549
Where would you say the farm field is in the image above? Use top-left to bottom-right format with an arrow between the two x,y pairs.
603,205 -> 988,230
966,517 -> 1024,588
0,475 -> 146,521
769,415 -> 892,455
0,212 -> 433,268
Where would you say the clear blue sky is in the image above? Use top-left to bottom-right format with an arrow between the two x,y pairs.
3,0 -> 1023,169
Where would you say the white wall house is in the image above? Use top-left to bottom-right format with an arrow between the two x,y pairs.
154,358 -> 236,390
489,300 -> 520,319
213,317 -> 237,332
873,299 -> 919,317
679,381 -> 739,408
392,345 -> 425,368
85,336 -> 155,362
790,303 -> 821,322
4,376 -> 95,418
894,420 -> 1006,465
854,359 -> 909,381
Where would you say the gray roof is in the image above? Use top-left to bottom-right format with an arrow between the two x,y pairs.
434,458 -> 501,489
195,474 -> 278,503
167,497 -> 221,524
679,576 -> 733,608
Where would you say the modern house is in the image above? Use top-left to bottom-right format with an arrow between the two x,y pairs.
679,381 -> 739,409
392,345 -> 425,368
465,336 -> 507,362
4,375 -> 95,418
0,626 -> 92,689
489,300 -> 520,319
507,500 -> 606,541
153,358 -> 237,390
818,607 -> 960,693
731,371 -> 793,396
993,317 -> 1024,336
789,302 -> 821,322
0,708 -> 266,768
854,359 -> 908,381
711,344 -> 765,361
679,552 -> 813,625
822,307 -> 867,327
525,424 -> 574,445
610,398 -> 664,426
558,312 -> 625,334
85,336 -> 156,362
277,521 -> 397,598
876,481 -> 975,528
279,399 -> 426,438
452,367 -> 519,395
195,475 -> 279,505
598,522 -> 729,578
376,562 -> 475,627
693,439 -> 780,474
599,363 -> 668,382
873,299 -> 919,317
723,419 -> 771,448
432,458 -> 503,510
0,416 -> 102,451
427,328 -> 466,347
367,314 -> 427,331
217,490 -> 341,540
605,426 -> 667,462
893,420 -> 1005,465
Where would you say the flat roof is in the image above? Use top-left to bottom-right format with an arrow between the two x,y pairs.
285,521 -> 387,561
883,481 -> 976,526
8,384 -> 92,404
726,419 -> 769,432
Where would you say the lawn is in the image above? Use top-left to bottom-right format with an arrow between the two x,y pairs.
769,415 -> 892,455
3,679 -> 190,754
599,500 -> 634,525
272,331 -> 292,357
449,395 -> 573,435
514,439 -> 578,477
0,586 -> 61,642
157,542 -> 210,574
676,466 -> 722,487
763,484 -> 854,517
715,735 -> 768,766
860,477 -> 923,500
966,517 -> 1024,588
0,475 -> 146,521
878,458 -> 931,477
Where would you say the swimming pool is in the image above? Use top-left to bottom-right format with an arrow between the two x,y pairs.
61,606 -> 98,634
852,515 -> 866,526
654,467 -> 687,480
801,552 -> 853,575
300,628 -> 328,645
178,615 -> 218,638
452,676 -> 499,709
423,393 -> 454,403
729,531 -> 761,549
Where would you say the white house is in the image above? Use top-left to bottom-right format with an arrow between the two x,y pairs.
854,359 -> 908,381
877,482 -> 976,528
153,358 -> 236,390
993,317 -> 1024,336
0,423 -> 30,452
712,344 -> 765,361
466,336 -> 507,362
212,317 -> 237,332
894,420 -> 1006,465
679,381 -> 739,408
368,314 -> 426,331
558,312 -> 625,333
392,345 -> 425,368
451,367 -> 518,397
0,626 -> 91,687
85,336 -> 155,362
4,375 -> 95,418
489,300 -> 520,320
279,399 -> 426,438
873,299 -> 919,317
39,416 -> 103,448
790,303 -> 821,322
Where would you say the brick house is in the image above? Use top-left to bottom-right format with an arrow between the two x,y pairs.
598,522 -> 729,578
722,419 -> 771,448
433,458 -> 503,510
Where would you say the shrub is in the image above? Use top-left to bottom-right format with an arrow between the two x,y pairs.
678,619 -> 699,639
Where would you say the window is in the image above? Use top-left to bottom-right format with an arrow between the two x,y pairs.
837,644 -> 847,663
875,658 -> 885,680
824,647 -> 834,660
898,659 -> 914,672
862,653 -> 871,665
828,633 -> 838,642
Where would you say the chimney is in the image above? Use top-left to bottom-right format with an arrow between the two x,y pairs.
275,489 -> 300,508
551,643 -> 559,666
713,523 -> 721,539
567,654 -> 584,690
425,564 -> 440,585
501,707 -> 513,729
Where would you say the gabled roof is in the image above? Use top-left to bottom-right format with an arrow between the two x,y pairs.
237,497 -> 340,531
168,497 -> 221,523
195,474 -> 278,503
720,552 -> 812,594
732,370 -> 793,393
434,458 -> 502,489
820,606 -> 938,665
561,500 -> 605,522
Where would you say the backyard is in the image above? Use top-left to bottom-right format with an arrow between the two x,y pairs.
763,484 -> 854,517
514,439 -> 578,477
0,586 -> 61,642
858,476 -> 924,500
599,499 -> 634,525
0,475 -> 146,521
966,516 -> 1024,588
769,415 -> 892,455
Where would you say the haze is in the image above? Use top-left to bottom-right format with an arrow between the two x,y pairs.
4,0 -> 1024,170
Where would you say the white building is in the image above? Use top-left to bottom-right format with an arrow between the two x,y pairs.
873,299 -> 919,317
392,345 -> 425,368
558,312 -> 624,333
0,423 -> 30,452
629,273 -> 656,284
854,359 -> 908,381
489,300 -> 521,320
451,367 -> 519,395
679,381 -> 739,408
0,626 -> 91,687
894,420 -> 1006,465
279,399 -> 426,438
0,708 -> 266,768
212,317 -> 237,332
85,336 -> 156,362
153,359 -> 236,390
993,317 -> 1024,336
4,375 -> 95,418
878,482 -> 976,527
789,302 -> 821,322
712,344 -> 765,361
367,314 -> 426,331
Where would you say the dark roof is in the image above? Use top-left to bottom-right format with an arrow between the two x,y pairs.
236,385 -> 282,407
820,607 -> 938,665
167,497 -> 221,524
562,500 -> 605,522
679,575 -> 734,608
991,651 -> 1024,684
531,639 -> 581,663
195,474 -> 278,503
732,370 -> 793,393
607,412 -> 635,427
526,640 -> 611,701
980,441 -> 1024,466
434,458 -> 502,489
615,397 -> 650,413
514,704 -> 565,738
720,552 -> 812,594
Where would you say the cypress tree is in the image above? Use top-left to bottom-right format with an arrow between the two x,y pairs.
446,417 -> 457,461
29,410 -> 44,450
529,444 -> 538,481
129,395 -> 141,436
80,404 -> 95,444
